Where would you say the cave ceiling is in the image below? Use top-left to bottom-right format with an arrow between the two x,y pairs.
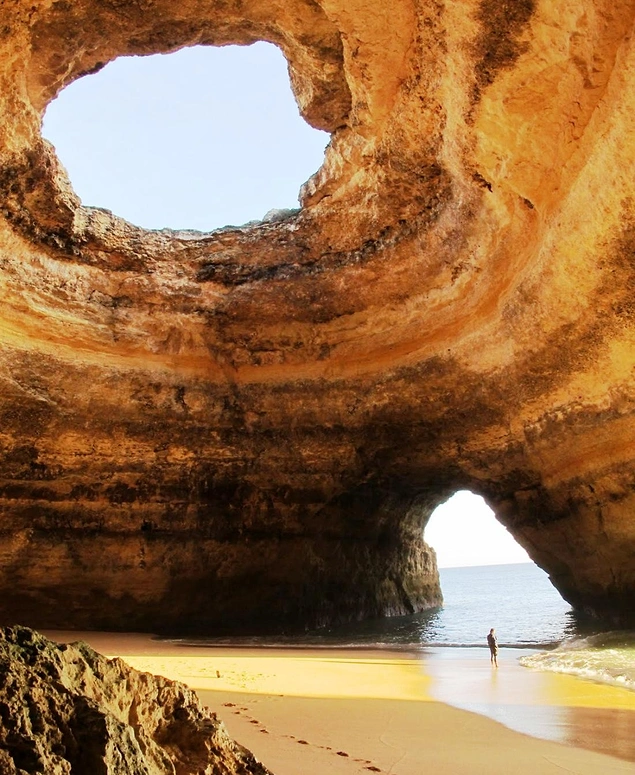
0,0 -> 633,632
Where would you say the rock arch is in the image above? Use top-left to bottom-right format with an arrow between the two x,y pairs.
0,0 -> 633,632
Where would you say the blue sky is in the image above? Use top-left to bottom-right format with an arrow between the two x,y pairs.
42,42 -> 329,231
43,45 -> 530,569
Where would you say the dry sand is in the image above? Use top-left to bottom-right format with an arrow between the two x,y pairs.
43,631 -> 635,775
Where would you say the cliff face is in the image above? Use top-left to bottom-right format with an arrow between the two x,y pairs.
0,0 -> 633,631
0,626 -> 272,774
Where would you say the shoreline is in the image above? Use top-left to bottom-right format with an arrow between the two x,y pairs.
42,630 -> 635,774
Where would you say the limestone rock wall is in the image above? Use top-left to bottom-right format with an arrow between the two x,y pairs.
0,626 -> 272,774
0,0 -> 633,630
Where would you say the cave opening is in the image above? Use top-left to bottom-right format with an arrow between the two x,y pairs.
422,490 -> 574,646
41,42 -> 330,231
424,490 -> 530,569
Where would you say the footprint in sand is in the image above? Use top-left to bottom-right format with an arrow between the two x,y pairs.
282,734 -> 379,769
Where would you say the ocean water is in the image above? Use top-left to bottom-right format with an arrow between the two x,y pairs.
518,630 -> 635,693
172,562 -> 635,693
286,562 -> 581,649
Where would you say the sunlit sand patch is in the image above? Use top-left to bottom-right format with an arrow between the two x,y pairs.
110,653 -> 433,701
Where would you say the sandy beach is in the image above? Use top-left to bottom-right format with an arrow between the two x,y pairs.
43,631 -> 635,775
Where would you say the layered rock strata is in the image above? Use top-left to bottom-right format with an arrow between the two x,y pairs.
0,626 -> 272,775
0,0 -> 633,631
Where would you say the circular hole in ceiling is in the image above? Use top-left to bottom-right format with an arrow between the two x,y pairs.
42,42 -> 330,232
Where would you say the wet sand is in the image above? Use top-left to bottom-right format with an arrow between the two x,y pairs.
426,646 -> 635,763
43,631 -> 635,775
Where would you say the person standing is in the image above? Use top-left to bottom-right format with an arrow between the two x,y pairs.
487,628 -> 498,667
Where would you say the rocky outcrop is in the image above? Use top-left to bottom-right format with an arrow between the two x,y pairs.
0,626 -> 272,774
0,0 -> 633,631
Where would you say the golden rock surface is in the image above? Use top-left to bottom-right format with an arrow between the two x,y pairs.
0,0 -> 633,630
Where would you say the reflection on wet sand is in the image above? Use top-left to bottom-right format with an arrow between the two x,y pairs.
563,706 -> 635,762
425,647 -> 635,764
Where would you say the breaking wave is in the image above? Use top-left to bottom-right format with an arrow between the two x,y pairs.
519,631 -> 635,692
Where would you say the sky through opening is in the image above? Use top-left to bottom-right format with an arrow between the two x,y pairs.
425,490 -> 531,568
42,43 -> 330,231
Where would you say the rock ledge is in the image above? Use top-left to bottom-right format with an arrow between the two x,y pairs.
0,626 -> 272,775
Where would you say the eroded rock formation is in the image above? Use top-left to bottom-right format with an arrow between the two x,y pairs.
0,626 -> 272,774
0,0 -> 633,631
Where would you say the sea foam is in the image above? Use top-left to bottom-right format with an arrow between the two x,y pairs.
519,630 -> 635,692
